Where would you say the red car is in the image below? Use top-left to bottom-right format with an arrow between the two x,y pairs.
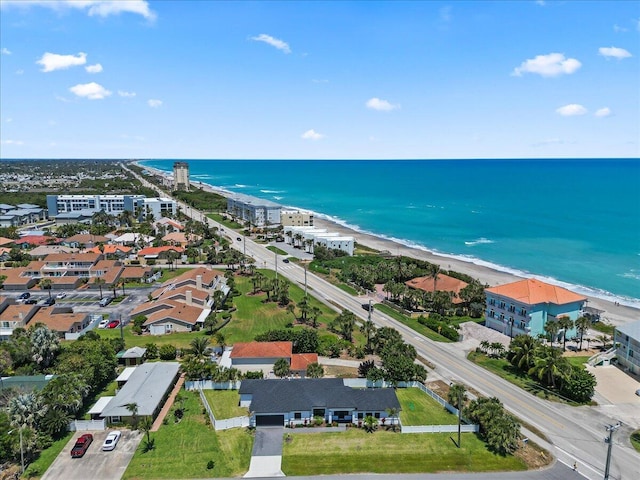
71,433 -> 93,458
107,320 -> 120,329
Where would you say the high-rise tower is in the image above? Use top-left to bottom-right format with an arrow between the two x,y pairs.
173,162 -> 190,191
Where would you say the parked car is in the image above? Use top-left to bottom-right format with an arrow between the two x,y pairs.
99,296 -> 113,307
56,292 -> 67,299
282,258 -> 290,263
18,292 -> 31,300
636,389 -> 640,397
102,430 -> 122,451
98,319 -> 110,329
70,433 -> 93,458
107,320 -> 120,329
237,237 -> 242,241
42,298 -> 56,306
24,299 -> 38,305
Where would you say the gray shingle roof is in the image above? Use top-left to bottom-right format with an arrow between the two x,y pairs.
239,379 -> 400,414
101,362 -> 180,418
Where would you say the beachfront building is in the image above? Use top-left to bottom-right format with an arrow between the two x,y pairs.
46,194 -> 176,222
614,320 -> 640,375
313,235 -> 355,256
484,279 -> 586,340
284,226 -> 355,256
226,193 -> 281,227
281,210 -> 314,227
173,162 -> 190,191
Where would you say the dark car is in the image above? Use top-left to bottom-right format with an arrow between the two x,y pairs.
282,258 -> 290,263
18,292 -> 31,300
237,237 -> 242,241
24,299 -> 38,305
43,298 -> 56,306
361,303 -> 372,312
71,433 -> 93,458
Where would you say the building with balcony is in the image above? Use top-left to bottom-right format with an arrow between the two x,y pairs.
281,210 -> 314,227
173,162 -> 190,191
484,279 -> 586,340
226,193 -> 281,227
614,320 -> 640,375
46,194 -> 176,222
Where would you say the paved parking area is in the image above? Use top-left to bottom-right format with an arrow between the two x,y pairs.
42,429 -> 142,480
585,364 -> 640,405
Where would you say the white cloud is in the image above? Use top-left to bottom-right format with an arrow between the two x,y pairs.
613,24 -> 628,33
118,90 -> 136,98
1,139 -> 24,146
1,1 -> 156,21
301,129 -> 325,141
37,52 -> 86,72
1,47 -> 11,55
85,63 -> 103,73
366,97 -> 400,111
556,104 -> 587,116
512,53 -> 581,77
251,34 -> 291,54
595,107 -> 612,117
147,99 -> 163,108
55,94 -> 71,103
598,46 -> 632,59
69,82 -> 112,100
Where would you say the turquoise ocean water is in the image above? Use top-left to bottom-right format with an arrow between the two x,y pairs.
140,159 -> 640,306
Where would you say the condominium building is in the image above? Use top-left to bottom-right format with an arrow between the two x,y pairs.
283,226 -> 354,256
46,195 -> 176,221
484,279 -> 586,340
614,320 -> 640,375
281,210 -> 314,227
173,162 -> 190,191
226,193 -> 281,227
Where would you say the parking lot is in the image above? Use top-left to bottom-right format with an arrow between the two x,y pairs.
42,429 -> 142,480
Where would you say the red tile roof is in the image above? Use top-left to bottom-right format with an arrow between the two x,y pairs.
15,236 -> 59,246
230,341 -> 293,359
291,353 -> 318,371
142,300 -> 203,326
86,245 -> 132,255
137,246 -> 184,256
405,274 -> 469,303
486,279 -> 586,306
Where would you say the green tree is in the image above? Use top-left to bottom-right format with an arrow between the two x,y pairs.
574,316 -> 592,351
305,362 -> 324,378
557,316 -> 574,351
560,366 -> 596,403
190,337 -> 210,360
448,383 -> 467,410
145,343 -> 159,359
94,277 -> 105,300
132,315 -> 147,335
385,407 -> 400,432
335,309 -> 356,343
363,415 -> 378,433
358,360 -> 375,378
273,358 -> 290,378
139,416 -> 154,451
38,278 -> 53,299
528,345 -> 570,389
204,311 -> 218,335
360,320 -> 377,354
464,397 -> 520,455
159,344 -> 177,360
544,319 -> 560,346
29,325 -> 59,369
126,402 -> 139,428
507,334 -> 539,371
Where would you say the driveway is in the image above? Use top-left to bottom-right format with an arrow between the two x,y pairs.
42,429 -> 142,480
244,427 -> 285,478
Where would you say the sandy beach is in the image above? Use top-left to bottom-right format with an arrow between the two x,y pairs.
136,162 -> 639,327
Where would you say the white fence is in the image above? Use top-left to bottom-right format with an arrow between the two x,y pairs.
197,386 -> 249,431
69,419 -> 106,431
402,424 -> 479,434
185,380 -> 241,391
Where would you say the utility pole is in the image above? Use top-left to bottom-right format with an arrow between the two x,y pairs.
604,422 -> 621,480
457,388 -> 462,448
304,262 -> 308,299
275,251 -> 278,281
368,299 -> 372,323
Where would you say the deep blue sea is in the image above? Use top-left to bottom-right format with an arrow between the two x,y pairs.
140,159 -> 640,306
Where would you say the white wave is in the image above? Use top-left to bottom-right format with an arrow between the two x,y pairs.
465,237 -> 495,246
273,196 -> 284,200
234,184 -> 249,188
618,270 -> 640,281
260,189 -> 285,194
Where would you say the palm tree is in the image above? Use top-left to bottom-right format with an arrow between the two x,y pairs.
273,358 -> 290,378
309,306 -> 322,329
214,331 -> 227,352
39,278 -> 53,298
385,407 -> 400,432
305,362 -> 324,378
448,383 -> 467,410
360,319 -> 377,354
528,346 -> 570,389
126,402 -> 139,428
490,342 -> 505,358
204,311 -> 218,335
139,416 -> 154,450
94,277 -> 105,299
574,316 -> 592,351
544,319 -> 560,346
508,334 -> 538,371
363,415 -> 378,433
479,340 -> 490,354
190,336 -> 210,359
430,263 -> 442,293
557,316 -> 574,351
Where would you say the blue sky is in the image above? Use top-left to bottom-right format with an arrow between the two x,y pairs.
0,0 -> 638,159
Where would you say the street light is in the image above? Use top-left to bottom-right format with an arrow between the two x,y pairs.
604,422 -> 621,480
8,428 -> 24,474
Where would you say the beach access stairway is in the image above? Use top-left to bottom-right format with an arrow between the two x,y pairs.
588,347 -> 617,367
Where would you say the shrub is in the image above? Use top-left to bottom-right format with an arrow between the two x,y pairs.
417,315 -> 459,341
159,344 -> 177,360
207,460 -> 215,470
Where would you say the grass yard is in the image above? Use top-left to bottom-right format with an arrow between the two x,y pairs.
374,304 -> 452,343
396,388 -> 459,425
157,267 -> 193,283
23,432 -> 74,479
631,430 -> 640,453
206,213 -> 244,230
124,391 -> 252,479
281,429 -> 526,475
266,245 -> 288,255
203,390 -> 247,419
98,324 -> 206,350
566,356 -> 590,367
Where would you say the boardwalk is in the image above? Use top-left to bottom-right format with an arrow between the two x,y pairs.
151,373 -> 185,432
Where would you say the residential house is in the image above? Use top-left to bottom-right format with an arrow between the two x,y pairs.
86,244 -> 132,259
142,300 -> 207,335
93,362 -> 180,423
228,341 -> 318,377
155,266 -> 225,292
405,274 -> 469,305
162,232 -> 202,248
118,346 -> 147,367
29,307 -> 93,336
0,299 -> 38,340
280,210 -> 314,227
137,246 -> 184,265
87,260 -> 124,291
614,320 -> 640,375
27,245 -> 76,259
239,378 -> 401,427
120,266 -> 155,284
53,209 -> 96,225
484,279 -> 586,340
14,235 -> 58,248
62,234 -> 110,249
0,237 -> 15,247
113,232 -> 155,247
154,217 -> 184,235
0,247 -> 11,262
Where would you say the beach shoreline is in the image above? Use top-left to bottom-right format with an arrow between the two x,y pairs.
135,161 -> 639,327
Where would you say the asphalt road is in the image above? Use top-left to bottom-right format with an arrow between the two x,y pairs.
127,165 -> 640,480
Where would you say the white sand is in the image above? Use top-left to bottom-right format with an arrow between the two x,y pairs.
135,162 -> 639,327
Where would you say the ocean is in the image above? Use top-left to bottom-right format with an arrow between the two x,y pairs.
139,159 -> 640,306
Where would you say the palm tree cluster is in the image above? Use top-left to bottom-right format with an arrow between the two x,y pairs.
477,340 -> 506,358
464,397 -> 520,455
507,334 -> 596,403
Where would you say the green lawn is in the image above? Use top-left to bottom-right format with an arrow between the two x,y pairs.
396,388 -> 458,425
24,432 -> 74,479
266,245 -> 288,255
567,356 -> 590,367
157,267 -> 193,283
282,429 -> 526,475
206,213 -> 244,230
124,391 -> 252,479
98,324 -> 205,350
337,283 -> 359,295
203,390 -> 247,419
374,304 -> 452,343
631,430 -> 640,453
